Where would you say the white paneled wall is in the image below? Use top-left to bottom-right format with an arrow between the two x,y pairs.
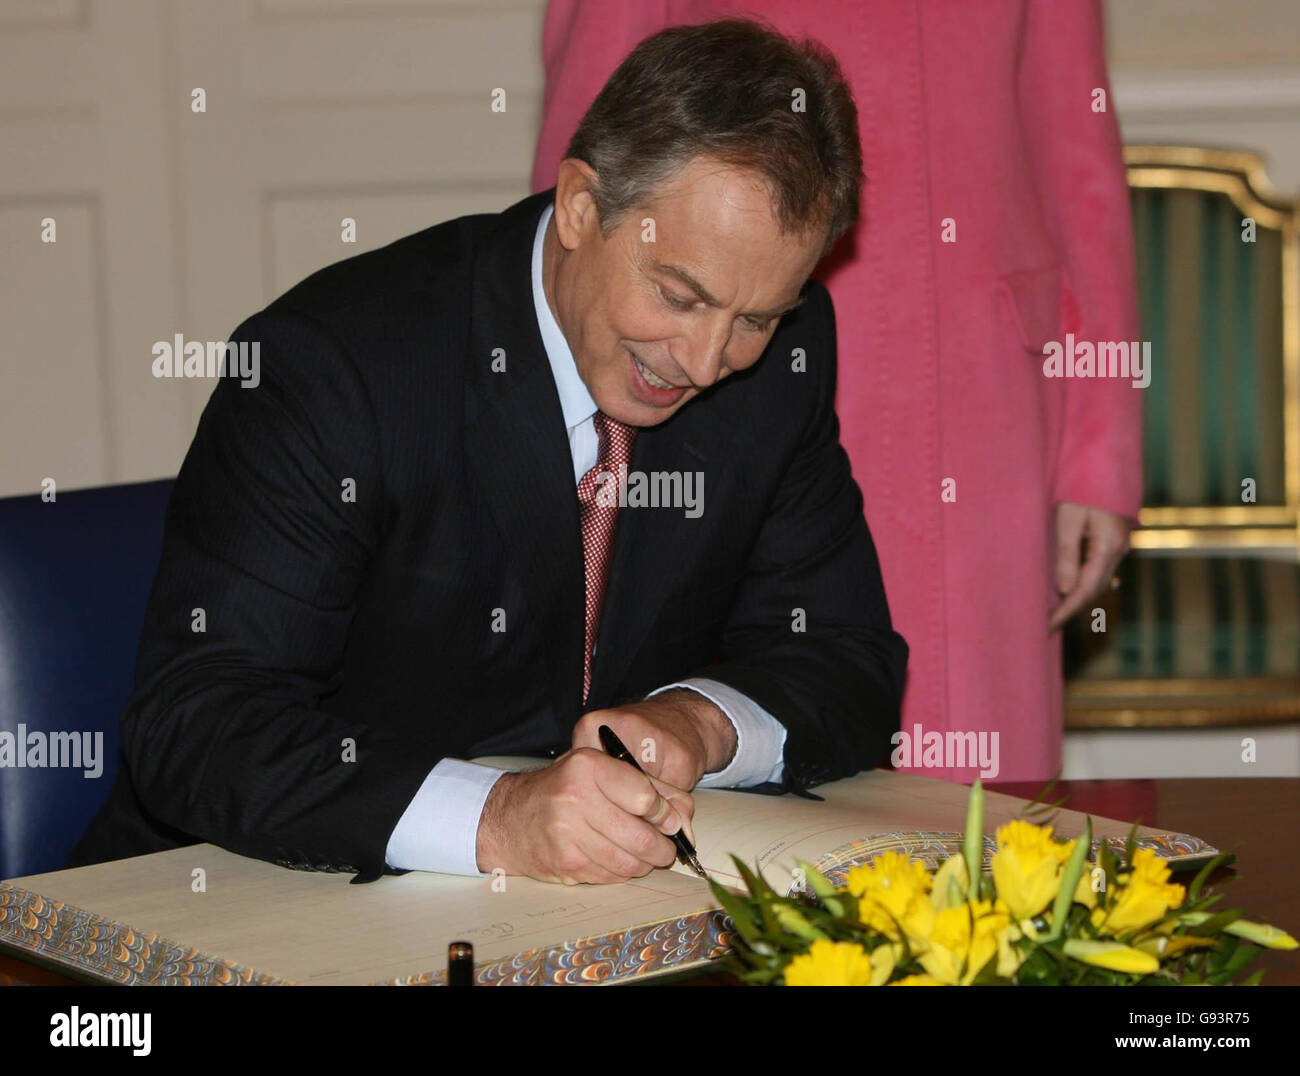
0,0 -> 545,497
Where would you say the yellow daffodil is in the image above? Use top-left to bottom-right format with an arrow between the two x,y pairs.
890,973 -> 944,985
869,941 -> 897,983
1222,920 -> 1296,949
1063,938 -> 1160,975
1094,848 -> 1186,937
918,899 -> 1011,985
990,819 -> 1075,920
1134,933 -> 1215,959
1073,867 -> 1100,910
784,939 -> 889,986
846,851 -> 935,945
996,919 -> 1026,979
1177,913 -> 1298,950
931,853 -> 970,911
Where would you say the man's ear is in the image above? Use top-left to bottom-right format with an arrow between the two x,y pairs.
553,158 -> 602,250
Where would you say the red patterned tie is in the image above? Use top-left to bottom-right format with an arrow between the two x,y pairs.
577,412 -> 637,704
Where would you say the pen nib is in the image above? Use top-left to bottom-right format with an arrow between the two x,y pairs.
688,854 -> 709,880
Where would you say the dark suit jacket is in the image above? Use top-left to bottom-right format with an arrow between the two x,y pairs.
70,188 -> 908,880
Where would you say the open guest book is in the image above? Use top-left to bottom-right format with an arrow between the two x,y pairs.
0,763 -> 1219,986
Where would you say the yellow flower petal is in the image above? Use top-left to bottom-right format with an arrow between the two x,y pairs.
931,854 -> 970,911
1063,938 -> 1160,975
784,939 -> 877,986
991,820 -> 1074,920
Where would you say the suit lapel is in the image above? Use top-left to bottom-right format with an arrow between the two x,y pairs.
465,189 -> 586,722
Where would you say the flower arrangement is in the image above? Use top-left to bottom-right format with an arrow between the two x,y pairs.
709,781 -> 1296,985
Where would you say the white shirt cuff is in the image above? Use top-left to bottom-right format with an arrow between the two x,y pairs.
385,758 -> 507,875
646,678 -> 786,788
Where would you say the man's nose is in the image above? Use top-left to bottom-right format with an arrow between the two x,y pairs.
676,315 -> 731,387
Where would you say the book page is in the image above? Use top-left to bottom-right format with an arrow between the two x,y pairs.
474,760 -> 1206,897
473,757 -> 877,894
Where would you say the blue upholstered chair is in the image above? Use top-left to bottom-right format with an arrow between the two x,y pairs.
0,478 -> 173,879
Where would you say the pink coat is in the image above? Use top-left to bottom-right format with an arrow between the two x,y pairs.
531,0 -> 1143,782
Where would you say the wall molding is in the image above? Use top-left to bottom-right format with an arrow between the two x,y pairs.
1114,66 -> 1300,118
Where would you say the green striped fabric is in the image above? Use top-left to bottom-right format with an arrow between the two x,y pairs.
1130,187 -> 1286,508
1065,555 -> 1300,680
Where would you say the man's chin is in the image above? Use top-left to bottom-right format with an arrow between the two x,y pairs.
606,393 -> 694,429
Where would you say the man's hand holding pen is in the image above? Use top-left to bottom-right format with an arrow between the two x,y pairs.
474,691 -> 732,884
572,688 -> 738,790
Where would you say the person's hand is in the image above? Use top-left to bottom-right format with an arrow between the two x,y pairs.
1048,501 -> 1133,632
571,689 -> 738,791
474,748 -> 695,884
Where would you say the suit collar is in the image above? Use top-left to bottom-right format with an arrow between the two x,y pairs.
530,201 -> 597,433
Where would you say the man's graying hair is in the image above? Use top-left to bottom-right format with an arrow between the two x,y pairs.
563,18 -> 864,256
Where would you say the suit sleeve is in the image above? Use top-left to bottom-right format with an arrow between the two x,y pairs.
688,284 -> 908,793
1019,0 -> 1144,522
119,310 -> 438,878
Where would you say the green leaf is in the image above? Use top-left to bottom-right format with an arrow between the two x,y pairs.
1124,823 -> 1139,867
1015,946 -> 1060,985
1047,815 -> 1091,941
964,779 -> 985,892
1187,853 -> 1229,902
948,876 -> 964,908
730,857 -> 786,941
731,856 -> 777,901
1019,779 -> 1069,830
1018,776 -> 1060,817
1205,934 -> 1238,979
1096,838 -> 1119,893
1185,908 -> 1246,937
1221,941 -> 1262,981
709,883 -> 762,946
795,859 -> 846,917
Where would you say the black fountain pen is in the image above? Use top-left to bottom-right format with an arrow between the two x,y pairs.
597,724 -> 709,879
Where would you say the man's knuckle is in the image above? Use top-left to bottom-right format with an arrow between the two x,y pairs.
611,850 -> 642,876
631,827 -> 659,858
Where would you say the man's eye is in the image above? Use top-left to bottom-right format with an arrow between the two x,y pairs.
661,289 -> 694,311
742,317 -> 771,333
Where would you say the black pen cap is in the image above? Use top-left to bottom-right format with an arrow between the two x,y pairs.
448,941 -> 474,986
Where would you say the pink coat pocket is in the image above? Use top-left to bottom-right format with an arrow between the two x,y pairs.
999,265 -> 1075,354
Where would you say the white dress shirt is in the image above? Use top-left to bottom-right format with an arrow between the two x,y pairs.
384,203 -> 787,875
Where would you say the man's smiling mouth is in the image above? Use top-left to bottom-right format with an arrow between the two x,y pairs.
631,351 -> 684,389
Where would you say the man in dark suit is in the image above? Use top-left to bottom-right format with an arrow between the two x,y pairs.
71,19 -> 907,885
